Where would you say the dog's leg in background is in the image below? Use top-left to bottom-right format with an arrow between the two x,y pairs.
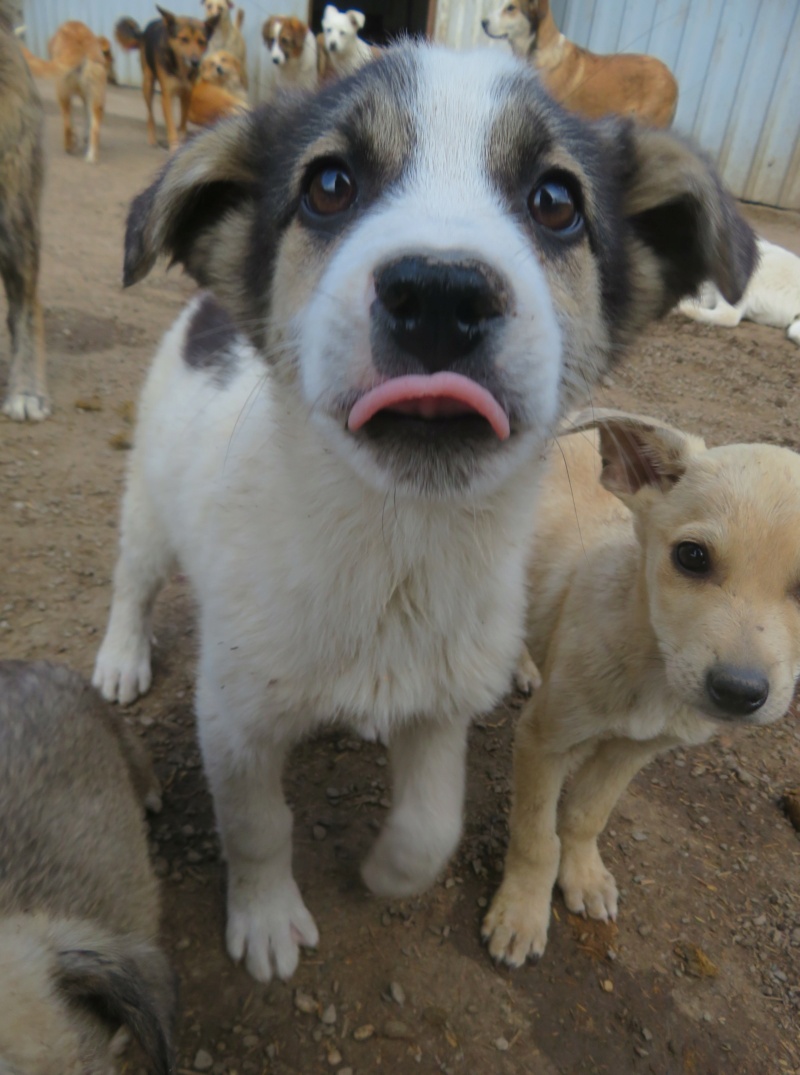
142,65 -> 158,147
160,85 -> 180,150
86,85 -> 104,164
93,463 -> 173,704
788,318 -> 800,345
196,672 -> 319,983
1,247 -> 47,421
55,76 -> 74,154
362,719 -> 469,898
177,88 -> 190,146
557,735 -> 673,921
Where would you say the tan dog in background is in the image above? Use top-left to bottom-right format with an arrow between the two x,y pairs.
202,0 -> 247,86
482,0 -> 678,127
0,661 -> 176,1073
22,21 -> 113,164
189,49 -> 249,125
483,411 -> 800,966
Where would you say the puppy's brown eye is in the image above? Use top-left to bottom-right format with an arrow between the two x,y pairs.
304,164 -> 357,217
673,541 -> 711,575
528,179 -> 582,234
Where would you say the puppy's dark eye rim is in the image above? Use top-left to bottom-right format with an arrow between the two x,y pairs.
527,172 -> 584,234
301,159 -> 358,217
672,540 -> 712,575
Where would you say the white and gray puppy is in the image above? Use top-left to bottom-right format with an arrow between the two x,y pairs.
94,43 -> 755,984
0,661 -> 176,1075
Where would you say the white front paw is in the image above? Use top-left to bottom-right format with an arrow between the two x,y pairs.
3,391 -> 51,422
93,632 -> 152,705
362,821 -> 453,898
558,842 -> 618,922
226,874 -> 319,983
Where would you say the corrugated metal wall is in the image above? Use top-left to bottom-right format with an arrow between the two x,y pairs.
21,0 -> 800,207
434,0 -> 800,209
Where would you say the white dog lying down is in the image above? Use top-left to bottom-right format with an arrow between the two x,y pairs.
94,43 -> 755,983
679,236 -> 800,345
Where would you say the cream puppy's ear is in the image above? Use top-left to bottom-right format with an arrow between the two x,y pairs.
566,409 -> 705,506
347,9 -> 366,30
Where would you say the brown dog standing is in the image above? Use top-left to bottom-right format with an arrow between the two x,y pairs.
22,21 -> 113,164
483,0 -> 678,127
116,5 -> 217,149
0,2 -> 46,421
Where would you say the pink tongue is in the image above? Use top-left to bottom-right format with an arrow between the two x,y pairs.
347,373 -> 510,441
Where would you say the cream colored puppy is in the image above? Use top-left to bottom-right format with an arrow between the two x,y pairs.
0,661 -> 176,1074
484,411 -> 800,966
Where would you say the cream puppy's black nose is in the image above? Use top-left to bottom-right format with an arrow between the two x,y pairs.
373,257 -> 507,372
705,664 -> 769,717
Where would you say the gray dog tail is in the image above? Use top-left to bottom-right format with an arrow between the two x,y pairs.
115,16 -> 143,50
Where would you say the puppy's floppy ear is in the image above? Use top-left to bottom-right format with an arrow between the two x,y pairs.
57,941 -> 178,1075
323,4 -> 338,20
348,10 -> 366,30
615,123 -> 757,320
567,408 -> 705,506
123,113 -> 260,288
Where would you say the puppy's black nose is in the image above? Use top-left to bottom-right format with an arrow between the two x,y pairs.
190,56 -> 200,68
373,257 -> 506,372
705,665 -> 769,717
481,18 -> 489,30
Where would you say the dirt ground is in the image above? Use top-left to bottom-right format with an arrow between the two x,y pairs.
2,83 -> 800,1075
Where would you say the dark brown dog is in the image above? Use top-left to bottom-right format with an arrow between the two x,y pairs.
0,3 -> 47,421
116,5 -> 217,150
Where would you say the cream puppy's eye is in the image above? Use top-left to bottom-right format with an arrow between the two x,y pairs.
303,162 -> 357,217
673,541 -> 711,575
528,178 -> 582,234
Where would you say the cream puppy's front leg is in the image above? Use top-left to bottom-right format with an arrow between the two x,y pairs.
362,718 -> 469,897
557,736 -> 672,921
482,706 -> 574,966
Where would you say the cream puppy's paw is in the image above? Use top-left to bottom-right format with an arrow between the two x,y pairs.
93,632 -> 152,705
514,646 -> 542,695
481,875 -> 553,967
558,842 -> 618,922
226,875 -> 319,983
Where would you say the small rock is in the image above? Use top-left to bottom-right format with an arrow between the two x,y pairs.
637,924 -> 652,937
294,989 -> 317,1015
321,1004 -> 337,1026
242,1035 -> 259,1048
353,1024 -> 375,1041
383,1019 -> 412,1040
389,981 -> 406,1006
642,1028 -> 653,1041
313,824 -> 328,841
632,831 -> 648,842
600,979 -> 614,993
494,1037 -> 510,1051
193,1049 -> 214,1072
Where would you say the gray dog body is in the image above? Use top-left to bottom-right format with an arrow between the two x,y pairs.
0,661 -> 175,1075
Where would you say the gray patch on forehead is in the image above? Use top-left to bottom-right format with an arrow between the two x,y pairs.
183,293 -> 240,386
484,69 -> 573,196
325,45 -> 419,184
